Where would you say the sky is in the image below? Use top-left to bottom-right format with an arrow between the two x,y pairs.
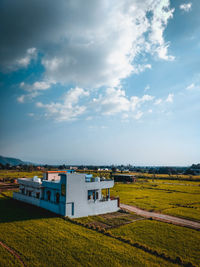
0,0 -> 200,166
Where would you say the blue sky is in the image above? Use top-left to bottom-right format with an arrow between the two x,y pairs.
0,0 -> 200,165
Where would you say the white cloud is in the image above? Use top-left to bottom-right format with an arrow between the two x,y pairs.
9,48 -> 37,71
133,111 -> 143,120
36,87 -> 89,121
154,98 -> 162,105
20,81 -> 51,92
186,83 -> 195,90
17,95 -> 25,103
41,1 -> 174,88
180,3 -> 192,12
166,93 -> 174,103
94,88 -> 130,115
28,113 -> 34,117
148,1 -> 175,61
94,88 -> 154,118
35,85 -> 174,121
17,80 -> 53,102
1,0 -> 174,89
17,48 -> 37,67
144,85 -> 150,91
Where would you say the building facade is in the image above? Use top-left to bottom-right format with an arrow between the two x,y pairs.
13,172 -> 119,218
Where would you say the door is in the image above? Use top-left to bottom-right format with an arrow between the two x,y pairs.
67,202 -> 74,216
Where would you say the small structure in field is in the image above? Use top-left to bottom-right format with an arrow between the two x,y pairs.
113,174 -> 136,183
13,171 -> 119,218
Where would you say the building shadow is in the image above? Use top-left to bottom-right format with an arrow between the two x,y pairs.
0,193 -> 59,223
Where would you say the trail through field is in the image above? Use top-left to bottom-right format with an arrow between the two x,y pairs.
120,203 -> 200,230
0,241 -> 26,267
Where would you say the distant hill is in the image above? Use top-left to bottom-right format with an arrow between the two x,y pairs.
0,156 -> 33,166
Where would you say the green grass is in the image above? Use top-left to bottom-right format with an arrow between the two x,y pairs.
75,211 -> 142,229
111,180 -> 200,221
0,193 -> 174,267
110,220 -> 200,266
0,245 -> 21,267
0,170 -> 43,181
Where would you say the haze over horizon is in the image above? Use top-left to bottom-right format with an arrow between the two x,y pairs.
0,0 -> 200,166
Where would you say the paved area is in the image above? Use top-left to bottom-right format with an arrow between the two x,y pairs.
120,203 -> 200,230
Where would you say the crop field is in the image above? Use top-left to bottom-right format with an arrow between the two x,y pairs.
111,180 -> 200,221
128,172 -> 200,181
74,210 -> 142,229
110,220 -> 200,266
0,192 -> 174,267
0,170 -> 43,182
76,170 -> 200,181
0,245 -> 21,267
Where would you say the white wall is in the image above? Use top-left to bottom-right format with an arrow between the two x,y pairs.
65,173 -> 119,218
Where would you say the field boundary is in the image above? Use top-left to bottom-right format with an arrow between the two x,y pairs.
65,217 -> 195,267
0,240 -> 26,267
120,204 -> 200,230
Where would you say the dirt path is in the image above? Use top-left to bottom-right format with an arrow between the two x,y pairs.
0,241 -> 26,267
120,203 -> 200,230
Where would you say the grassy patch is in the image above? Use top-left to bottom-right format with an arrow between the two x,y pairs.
75,211 -> 142,229
111,181 -> 200,221
110,220 -> 200,266
0,245 -> 21,267
0,193 -> 173,267
0,170 -> 43,182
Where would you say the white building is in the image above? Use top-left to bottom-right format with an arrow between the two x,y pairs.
13,171 -> 119,218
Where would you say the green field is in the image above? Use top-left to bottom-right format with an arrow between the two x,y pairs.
0,192 -> 175,267
1,172 -> 200,266
0,170 -> 43,182
111,180 -> 200,221
0,245 -> 21,267
110,220 -> 200,266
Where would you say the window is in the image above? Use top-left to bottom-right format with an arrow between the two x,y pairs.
96,191 -> 98,199
47,191 -> 51,201
88,190 -> 93,200
71,202 -> 74,216
21,188 -> 25,194
56,193 -> 60,204
36,192 -> 40,199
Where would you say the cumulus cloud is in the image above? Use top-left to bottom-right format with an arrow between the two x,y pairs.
154,98 -> 162,105
133,111 -> 143,120
36,85 -> 174,121
4,47 -> 37,71
17,80 -> 53,103
186,83 -> 195,90
166,93 -> 174,103
144,85 -> 150,92
36,87 -> 89,121
1,0 -> 174,89
93,87 -> 154,118
180,3 -> 192,12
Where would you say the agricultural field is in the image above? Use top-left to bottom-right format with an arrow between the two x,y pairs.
1,172 -> 200,266
0,192 -> 174,267
0,170 -> 43,182
111,180 -> 200,221
128,172 -> 200,181
0,245 -> 21,267
110,220 -> 200,266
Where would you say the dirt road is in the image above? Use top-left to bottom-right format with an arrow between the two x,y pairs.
120,203 -> 200,230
